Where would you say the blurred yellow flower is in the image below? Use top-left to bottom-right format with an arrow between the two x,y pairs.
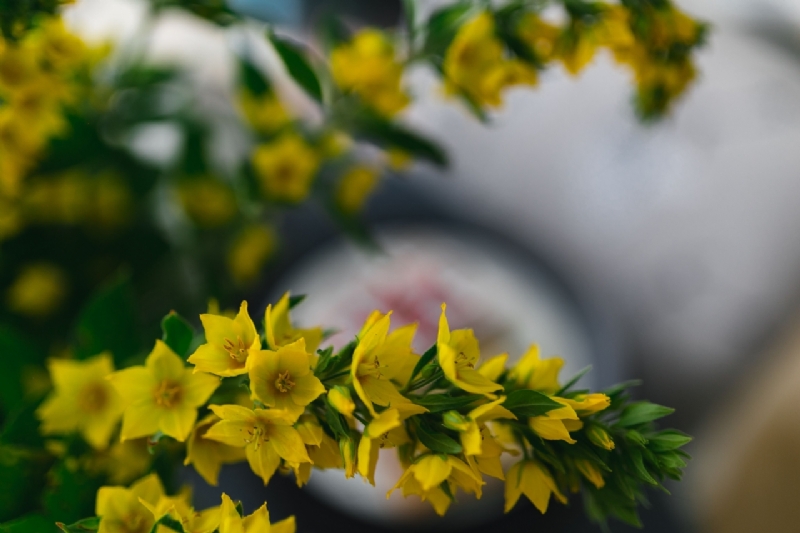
248,338 -> 326,415
108,340 -> 220,442
575,459 -> 605,489
265,292 -> 323,353
251,134 -> 319,203
95,473 -> 164,533
218,493 -> 296,533
189,301 -> 260,377
561,393 -> 610,416
238,90 -> 290,134
227,223 -> 277,286
444,397 -> 515,457
184,414 -> 246,486
205,404 -> 310,485
517,14 -> 560,63
335,165 -> 379,214
7,263 -> 67,318
504,460 -> 566,514
528,400 -> 580,444
37,352 -> 123,450
437,304 -> 502,396
388,454 -> 483,516
104,439 -> 153,485
507,344 -> 563,394
177,178 -> 238,228
330,30 -> 409,117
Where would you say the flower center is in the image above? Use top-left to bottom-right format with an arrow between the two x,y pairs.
243,421 -> 270,450
119,511 -> 149,533
153,380 -> 182,408
78,382 -> 108,413
223,336 -> 249,364
274,370 -> 295,393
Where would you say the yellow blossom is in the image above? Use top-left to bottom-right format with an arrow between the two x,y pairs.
468,426 -> 511,480
265,292 -> 323,353
517,14 -> 560,62
327,386 -> 355,418
251,134 -> 319,203
137,486 -> 217,533
436,304 -> 502,396
109,340 -> 220,442
351,312 -> 422,415
189,301 -> 260,377
238,90 -> 290,134
330,30 -> 409,117
218,493 -> 296,533
288,414 -> 341,486
184,414 -> 246,486
177,178 -> 237,228
508,344 -> 563,394
444,397 -> 515,457
561,393 -> 611,416
248,338 -> 326,415
95,473 -> 164,533
335,165 -> 380,214
504,460 -> 566,514
478,353 -> 507,382
388,454 -> 484,516
37,352 -> 123,450
6,263 -> 67,318
340,437 -> 357,479
227,224 -> 277,286
575,459 -> 605,489
104,439 -> 153,485
204,404 -> 310,485
529,400 -> 580,444
356,408 -> 407,485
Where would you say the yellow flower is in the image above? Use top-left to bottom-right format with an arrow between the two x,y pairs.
444,397 -> 515,456
507,344 -> 563,394
327,386 -> 355,418
528,400 -> 580,444
184,414 -> 246,486
104,439 -> 153,485
388,454 -> 484,516
37,352 -> 123,450
6,263 -> 67,318
468,426 -> 511,480
478,353 -> 507,382
218,493 -> 296,533
517,14 -> 560,63
251,134 -> 319,204
561,393 -> 610,416
265,292 -> 323,353
575,459 -> 604,489
436,304 -> 502,396
288,414 -> 342,486
0,43 -> 41,92
204,404 -> 310,485
351,312 -> 421,415
95,473 -> 165,533
238,90 -> 290,134
335,165 -> 380,214
227,224 -> 277,286
330,30 -> 409,117
340,437 -> 357,479
356,408 -> 404,485
189,301 -> 260,377
558,25 -> 603,77
248,338 -> 326,415
137,487 -> 216,533
109,340 -> 220,442
504,460 -> 566,514
177,178 -> 237,228
586,424 -> 615,451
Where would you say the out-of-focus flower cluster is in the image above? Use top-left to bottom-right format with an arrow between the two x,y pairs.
38,295 -> 690,532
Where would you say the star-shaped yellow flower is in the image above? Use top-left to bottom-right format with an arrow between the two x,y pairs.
109,340 -> 220,442
265,292 -> 323,353
188,301 -> 260,377
204,405 -> 310,485
437,304 -> 502,396
37,352 -> 123,450
184,414 -> 246,486
218,493 -> 295,533
248,338 -> 325,416
507,344 -> 564,394
504,460 -> 566,514
95,473 -> 164,533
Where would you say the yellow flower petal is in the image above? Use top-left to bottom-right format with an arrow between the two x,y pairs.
413,455 -> 452,492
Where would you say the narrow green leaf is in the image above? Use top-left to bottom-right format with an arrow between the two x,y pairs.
269,33 -> 323,103
409,345 -> 437,384
414,419 -> 462,454
348,110 -> 448,167
423,2 -> 474,57
161,312 -> 194,359
411,393 -> 481,413
324,402 -> 349,439
629,449 -> 659,486
556,365 -> 593,396
3,515 -> 57,533
503,389 -> 562,418
618,402 -> 675,427
647,430 -> 692,451
239,56 -> 272,96
288,294 -> 306,309
56,516 -> 100,533
150,514 -> 185,533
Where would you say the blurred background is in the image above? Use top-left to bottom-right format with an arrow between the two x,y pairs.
61,0 -> 800,531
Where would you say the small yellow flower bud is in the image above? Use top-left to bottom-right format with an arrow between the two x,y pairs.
586,424 -> 615,451
328,386 -> 355,418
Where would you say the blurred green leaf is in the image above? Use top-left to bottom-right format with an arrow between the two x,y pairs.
618,402 -> 674,427
161,312 -> 194,359
0,446 -> 53,522
0,327 -> 45,414
269,32 -> 323,104
149,514 -> 184,533
42,460 -> 103,526
239,57 -> 273,96
56,516 -> 99,533
408,345 -> 437,385
422,2 -> 473,59
647,429 -> 692,451
414,418 -> 462,454
2,514 -> 57,533
503,389 -> 561,418
411,394 -> 481,413
1,395 -> 45,448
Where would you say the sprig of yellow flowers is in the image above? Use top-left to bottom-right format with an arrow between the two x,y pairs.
43,294 -> 691,532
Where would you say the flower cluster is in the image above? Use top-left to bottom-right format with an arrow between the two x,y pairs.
39,294 -> 690,532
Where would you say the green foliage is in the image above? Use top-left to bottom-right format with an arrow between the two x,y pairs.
0,446 -> 53,522
412,417 -> 463,455
2,514 -> 58,533
161,312 -> 195,359
56,516 -> 100,533
503,389 -> 562,418
411,393 -> 482,412
269,32 -> 324,104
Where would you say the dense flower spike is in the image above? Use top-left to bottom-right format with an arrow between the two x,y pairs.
108,340 -> 220,441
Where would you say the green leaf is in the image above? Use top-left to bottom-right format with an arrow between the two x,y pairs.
42,460 -> 103,525
324,402 -> 349,439
239,56 -> 272,96
647,430 -> 692,451
1,395 -> 45,447
617,402 -> 675,427
56,516 -> 100,533
74,274 -> 140,365
503,389 -> 562,418
628,448 -> 659,486
423,2 -> 474,58
408,345 -> 437,385
0,326 -> 45,414
0,446 -> 53,522
556,365 -> 592,396
269,32 -> 323,103
414,419 -> 462,454
347,108 -> 448,167
288,294 -> 306,309
160,312 -> 194,359
411,394 -> 481,413
3,515 -> 57,533
150,514 -> 185,533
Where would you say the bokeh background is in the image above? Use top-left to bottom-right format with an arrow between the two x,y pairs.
58,0 -> 800,531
